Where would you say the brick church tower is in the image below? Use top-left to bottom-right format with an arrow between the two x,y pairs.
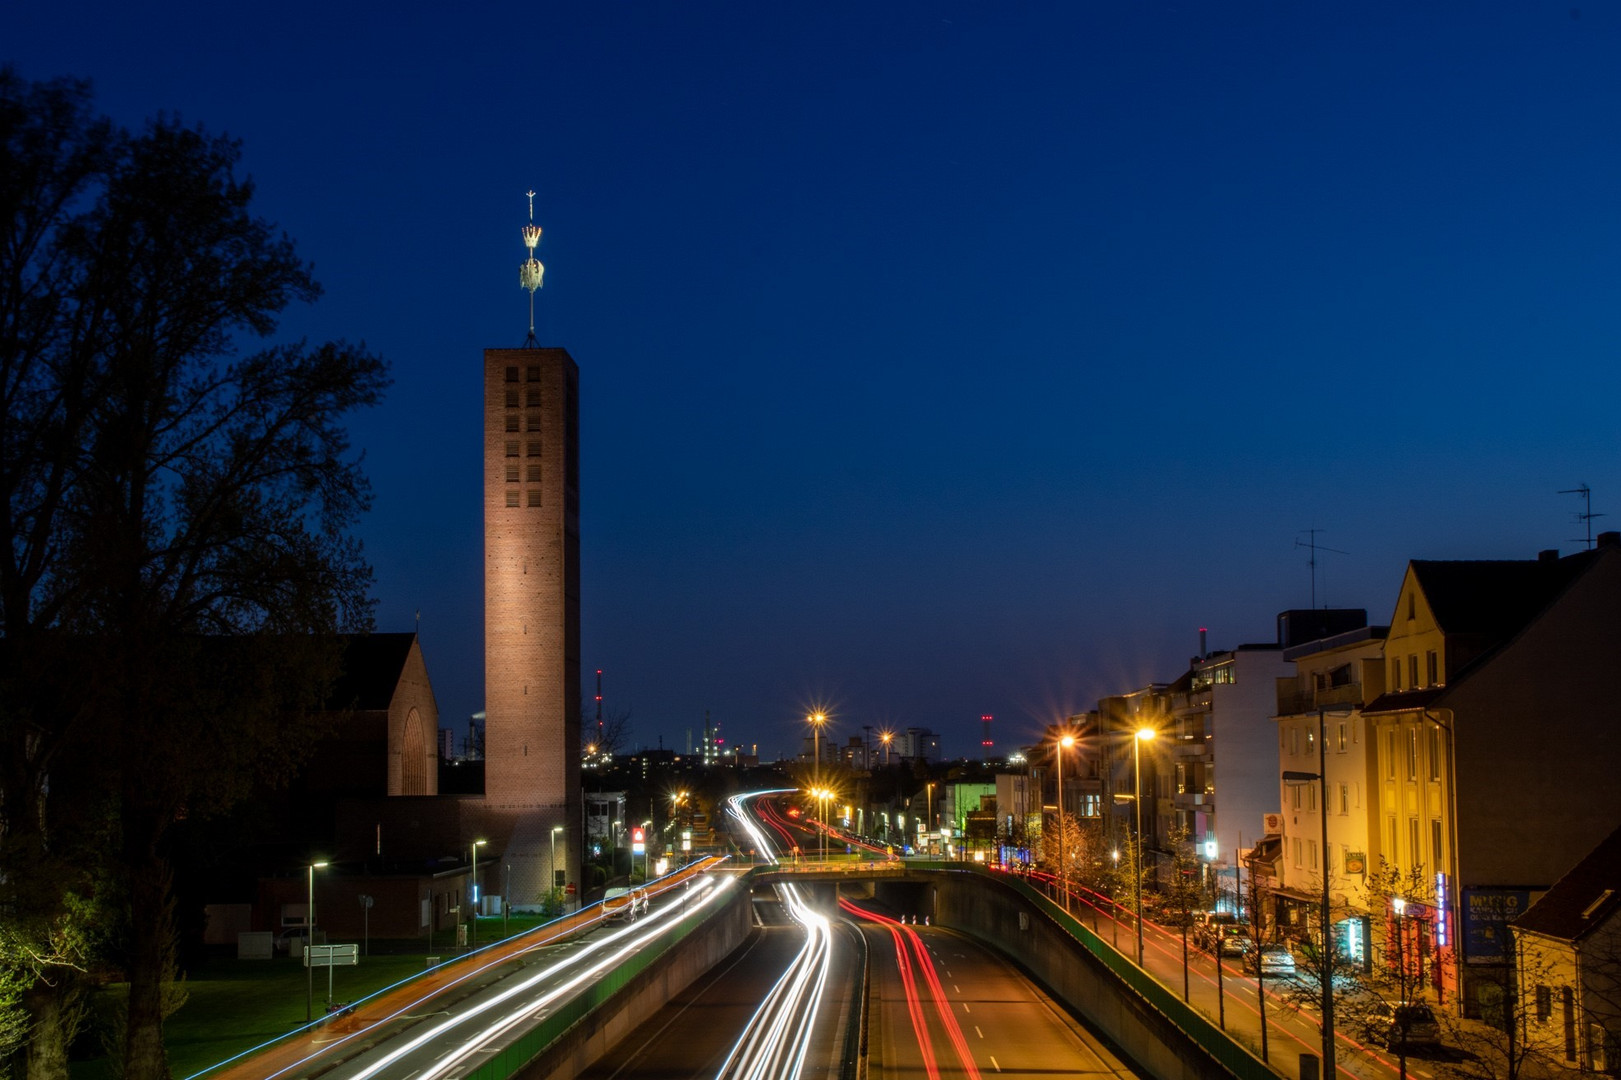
482,195 -> 580,909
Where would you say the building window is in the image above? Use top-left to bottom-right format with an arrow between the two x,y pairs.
1308,839 -> 1317,870
527,464 -> 541,482
1428,725 -> 1441,782
526,365 -> 540,382
1536,985 -> 1552,1023
1176,763 -> 1187,794
526,389 -> 542,407
1307,784 -> 1317,812
505,464 -> 518,482
1387,818 -> 1399,862
1391,658 -> 1402,690
1426,651 -> 1439,686
1387,730 -> 1397,779
1409,655 -> 1419,689
1431,818 -> 1443,866
526,414 -> 541,431
1292,784 -> 1303,810
505,366 -> 518,382
1291,727 -> 1300,756
505,491 -> 519,507
527,441 -> 541,457
1409,818 -> 1422,867
1337,722 -> 1347,752
1339,782 -> 1349,815
505,415 -> 518,432
505,441 -> 518,458
1293,838 -> 1303,867
527,490 -> 541,507
1408,592 -> 1416,619
1407,728 -> 1418,781
1306,727 -> 1316,753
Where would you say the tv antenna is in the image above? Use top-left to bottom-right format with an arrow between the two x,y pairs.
1295,528 -> 1348,609
1558,484 -> 1604,550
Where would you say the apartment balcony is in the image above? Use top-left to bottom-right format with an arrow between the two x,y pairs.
1173,737 -> 1213,761
1173,791 -> 1215,810
1275,682 -> 1364,716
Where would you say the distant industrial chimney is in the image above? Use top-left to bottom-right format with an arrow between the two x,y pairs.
1198,627 -> 1207,658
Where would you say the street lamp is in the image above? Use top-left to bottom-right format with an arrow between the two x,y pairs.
1054,732 -> 1076,912
925,781 -> 935,855
880,729 -> 893,765
469,839 -> 486,948
808,712 -> 827,782
550,825 -> 563,906
305,860 -> 328,1023
1283,706 -> 1339,1080
1133,727 -> 1155,966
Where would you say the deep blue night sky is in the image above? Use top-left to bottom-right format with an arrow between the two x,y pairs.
10,4 -> 1621,759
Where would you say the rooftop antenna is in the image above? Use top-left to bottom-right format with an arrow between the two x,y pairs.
1295,528 -> 1348,609
1559,484 -> 1604,550
519,190 -> 545,348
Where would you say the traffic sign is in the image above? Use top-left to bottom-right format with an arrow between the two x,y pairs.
304,944 -> 358,968
632,827 -> 645,854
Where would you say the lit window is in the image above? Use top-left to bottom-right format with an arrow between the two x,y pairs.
1407,728 -> 1418,780
1427,726 -> 1441,782
1409,655 -> 1419,689
1292,784 -> 1302,810
1293,838 -> 1303,867
1408,818 -> 1421,867
1337,722 -> 1347,752
1431,819 -> 1443,865
1308,839 -> 1317,870
1338,782 -> 1349,815
1306,784 -> 1317,812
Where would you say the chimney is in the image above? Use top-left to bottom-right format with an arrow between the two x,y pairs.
1198,627 -> 1208,658
1598,531 -> 1620,549
1538,549 -> 1559,563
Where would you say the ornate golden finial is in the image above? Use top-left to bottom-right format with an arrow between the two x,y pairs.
519,190 -> 545,346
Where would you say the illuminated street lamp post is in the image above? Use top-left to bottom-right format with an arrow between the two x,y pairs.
1133,727 -> 1155,965
305,860 -> 328,1022
880,730 -> 893,765
808,712 -> 827,783
1283,706 -> 1340,1080
925,781 -> 935,856
1054,732 -> 1076,911
550,825 -> 563,907
469,839 -> 486,948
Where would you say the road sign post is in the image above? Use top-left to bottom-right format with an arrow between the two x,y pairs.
305,943 -> 359,1012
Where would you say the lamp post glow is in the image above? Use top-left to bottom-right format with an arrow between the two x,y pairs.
880,729 -> 893,765
1055,732 -> 1076,911
1133,727 -> 1155,965
469,839 -> 486,947
305,861 -> 328,1022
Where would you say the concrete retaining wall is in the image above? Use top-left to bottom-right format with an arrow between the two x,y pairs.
519,883 -> 754,1080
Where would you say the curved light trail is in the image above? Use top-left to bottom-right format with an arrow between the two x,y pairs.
715,791 -> 839,1080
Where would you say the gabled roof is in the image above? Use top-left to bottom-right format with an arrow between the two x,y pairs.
1515,822 -> 1621,943
328,633 -> 419,712
1409,554 -> 1595,645
1362,686 -> 1446,716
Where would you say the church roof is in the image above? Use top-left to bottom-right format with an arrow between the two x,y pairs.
1515,822 -> 1621,943
328,633 -> 419,712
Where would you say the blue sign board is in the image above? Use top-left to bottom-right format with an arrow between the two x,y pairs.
1462,887 -> 1532,964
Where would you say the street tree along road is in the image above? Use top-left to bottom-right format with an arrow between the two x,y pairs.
0,69 -> 386,1080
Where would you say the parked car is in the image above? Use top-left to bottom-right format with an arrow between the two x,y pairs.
1216,931 -> 1254,958
274,927 -> 324,955
1376,1001 -> 1440,1048
1254,944 -> 1296,977
1195,912 -> 1248,952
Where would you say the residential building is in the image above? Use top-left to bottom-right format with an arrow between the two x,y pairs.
1514,822 -> 1621,1073
1362,535 -> 1621,1015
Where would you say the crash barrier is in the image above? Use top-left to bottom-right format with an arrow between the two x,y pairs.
481,879 -> 753,1080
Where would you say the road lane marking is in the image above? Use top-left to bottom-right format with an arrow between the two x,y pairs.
962,1002 -> 971,1013
989,1056 -> 1001,1072
975,1026 -> 983,1038
954,984 -> 961,993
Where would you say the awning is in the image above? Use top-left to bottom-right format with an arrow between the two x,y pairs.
1271,885 -> 1318,904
